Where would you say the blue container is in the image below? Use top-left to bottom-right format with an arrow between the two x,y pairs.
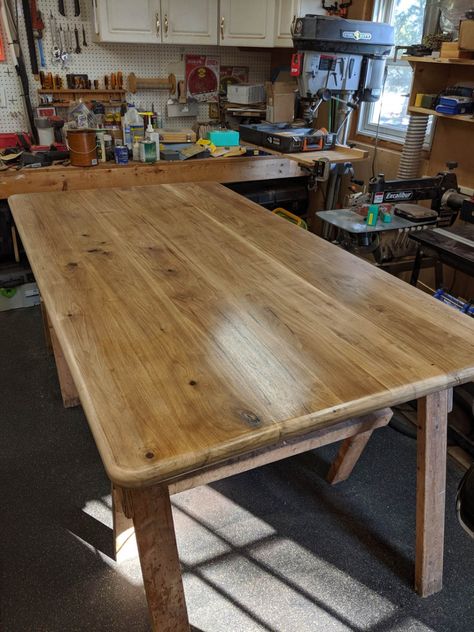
114,144 -> 129,165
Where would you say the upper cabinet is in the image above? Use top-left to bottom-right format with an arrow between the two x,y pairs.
161,0 -> 218,45
93,0 -> 162,44
93,0 -> 217,44
92,0 -> 326,47
219,0 -> 276,47
274,0 -> 325,47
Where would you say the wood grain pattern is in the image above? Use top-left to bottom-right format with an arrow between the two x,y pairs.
415,390 -> 448,597
128,485 -> 190,632
9,183 -> 474,487
0,156 -> 303,200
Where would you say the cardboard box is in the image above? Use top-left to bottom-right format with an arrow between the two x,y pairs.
440,41 -> 472,59
265,80 -> 296,123
459,19 -> 474,51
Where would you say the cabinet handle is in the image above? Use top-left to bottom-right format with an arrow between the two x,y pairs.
290,15 -> 296,36
164,14 -> 169,35
220,16 -> 225,39
156,13 -> 160,36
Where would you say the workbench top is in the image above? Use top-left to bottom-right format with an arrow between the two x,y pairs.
10,183 -> 474,487
0,144 -> 368,199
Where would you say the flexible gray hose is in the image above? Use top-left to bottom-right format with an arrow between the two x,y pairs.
397,115 -> 430,179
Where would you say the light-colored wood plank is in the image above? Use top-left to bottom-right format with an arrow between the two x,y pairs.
326,430 -> 374,485
9,183 -> 474,487
0,156 -> 303,199
49,323 -> 80,409
127,485 -> 190,632
245,141 -> 369,167
415,390 -> 448,597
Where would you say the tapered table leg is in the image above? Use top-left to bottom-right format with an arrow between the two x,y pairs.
125,484 -> 190,632
326,429 -> 373,484
415,390 -> 448,597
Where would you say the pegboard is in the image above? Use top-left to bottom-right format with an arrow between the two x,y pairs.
0,0 -> 272,133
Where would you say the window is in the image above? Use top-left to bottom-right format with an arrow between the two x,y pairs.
357,0 -> 427,143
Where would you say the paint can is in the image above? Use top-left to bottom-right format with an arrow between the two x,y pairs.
67,129 -> 98,167
114,144 -> 129,165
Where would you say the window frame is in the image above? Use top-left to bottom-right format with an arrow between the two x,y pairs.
356,0 -> 429,145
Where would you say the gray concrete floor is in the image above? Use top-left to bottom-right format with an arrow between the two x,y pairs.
1,305 -> 473,632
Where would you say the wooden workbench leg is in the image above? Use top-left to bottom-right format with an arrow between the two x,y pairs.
126,485 -> 190,632
40,301 -> 53,355
326,429 -> 373,484
49,326 -> 80,408
112,485 -> 137,563
415,390 -> 448,597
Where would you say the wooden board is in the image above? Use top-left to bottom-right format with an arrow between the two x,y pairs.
0,156 -> 303,200
9,183 -> 474,488
245,142 -> 368,167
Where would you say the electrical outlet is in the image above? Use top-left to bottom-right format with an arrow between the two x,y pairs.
0,88 -> 6,108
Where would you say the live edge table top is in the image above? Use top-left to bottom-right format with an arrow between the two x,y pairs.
9,183 -> 474,488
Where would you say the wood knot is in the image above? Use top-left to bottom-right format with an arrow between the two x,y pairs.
189,380 -> 197,386
238,410 -> 262,427
144,451 -> 155,460
66,262 -> 78,269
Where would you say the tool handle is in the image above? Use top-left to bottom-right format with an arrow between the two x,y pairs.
74,27 -> 81,53
74,0 -> 80,16
38,38 -> 46,67
58,0 -> 65,16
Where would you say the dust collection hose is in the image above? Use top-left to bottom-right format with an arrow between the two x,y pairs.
397,114 -> 429,179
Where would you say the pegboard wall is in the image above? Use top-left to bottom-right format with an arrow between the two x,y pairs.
0,0 -> 272,133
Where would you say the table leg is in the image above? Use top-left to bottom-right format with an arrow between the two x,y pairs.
326,429 -> 373,484
415,390 -> 448,597
49,325 -> 80,408
125,484 -> 190,632
410,246 -> 423,286
112,485 -> 137,563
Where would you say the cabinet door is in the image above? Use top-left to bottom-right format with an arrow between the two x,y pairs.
274,0 -> 325,47
161,0 -> 218,44
95,0 -> 162,43
219,0 -> 275,47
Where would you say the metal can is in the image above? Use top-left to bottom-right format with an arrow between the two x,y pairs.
114,144 -> 129,165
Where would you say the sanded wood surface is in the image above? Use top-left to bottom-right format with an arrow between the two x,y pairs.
0,156 -> 303,199
9,183 -> 474,487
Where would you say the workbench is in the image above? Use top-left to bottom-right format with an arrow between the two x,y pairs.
10,182 -> 474,631
0,145 -> 368,199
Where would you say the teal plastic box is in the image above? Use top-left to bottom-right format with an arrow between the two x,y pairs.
208,130 -> 240,147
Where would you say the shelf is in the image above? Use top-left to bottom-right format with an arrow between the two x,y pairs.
47,101 -> 125,107
38,88 -> 126,93
408,106 -> 474,123
404,55 -> 474,66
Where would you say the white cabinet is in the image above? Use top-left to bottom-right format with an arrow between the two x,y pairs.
161,0 -> 218,45
219,0 -> 276,47
93,0 -> 217,44
274,0 -> 325,47
93,0 -> 162,43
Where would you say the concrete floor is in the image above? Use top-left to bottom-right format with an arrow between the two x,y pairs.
1,305 -> 473,632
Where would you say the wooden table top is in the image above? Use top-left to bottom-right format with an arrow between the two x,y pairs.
10,184 -> 474,487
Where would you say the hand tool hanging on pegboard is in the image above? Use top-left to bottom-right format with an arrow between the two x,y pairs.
30,0 -> 46,68
21,0 -> 39,76
0,0 -> 38,143
58,0 -> 81,16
